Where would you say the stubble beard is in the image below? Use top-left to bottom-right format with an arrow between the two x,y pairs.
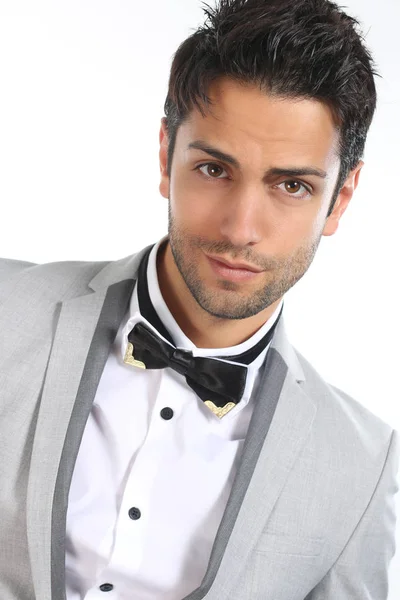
167,202 -> 322,321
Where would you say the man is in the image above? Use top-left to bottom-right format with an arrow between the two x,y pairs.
0,0 -> 398,599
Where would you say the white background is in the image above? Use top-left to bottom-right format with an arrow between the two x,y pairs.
0,0 -> 399,596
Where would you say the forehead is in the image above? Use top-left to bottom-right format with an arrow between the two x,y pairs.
178,78 -> 340,171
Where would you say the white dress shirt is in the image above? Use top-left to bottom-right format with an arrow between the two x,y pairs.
65,237 -> 283,600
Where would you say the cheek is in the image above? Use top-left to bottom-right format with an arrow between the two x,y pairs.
170,184 -> 219,230
268,213 -> 321,254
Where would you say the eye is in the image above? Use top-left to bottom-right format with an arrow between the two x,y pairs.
276,180 -> 312,199
196,162 -> 229,180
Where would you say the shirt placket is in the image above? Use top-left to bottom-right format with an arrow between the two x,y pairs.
83,369 -> 187,599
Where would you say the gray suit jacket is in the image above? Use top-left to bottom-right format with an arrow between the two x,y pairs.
0,245 -> 398,600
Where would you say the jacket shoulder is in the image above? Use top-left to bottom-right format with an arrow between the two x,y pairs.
0,257 -> 111,306
0,257 -> 37,281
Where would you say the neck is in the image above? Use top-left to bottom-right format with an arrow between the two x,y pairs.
156,241 -> 281,349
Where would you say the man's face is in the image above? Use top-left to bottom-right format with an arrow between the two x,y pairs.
159,77 -> 360,321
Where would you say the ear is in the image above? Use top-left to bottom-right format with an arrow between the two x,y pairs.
159,117 -> 170,199
322,160 -> 364,237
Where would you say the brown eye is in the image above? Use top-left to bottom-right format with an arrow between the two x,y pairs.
285,181 -> 301,193
276,180 -> 311,200
198,163 -> 228,179
207,164 -> 222,177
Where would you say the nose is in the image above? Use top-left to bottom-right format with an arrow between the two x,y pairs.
219,185 -> 264,247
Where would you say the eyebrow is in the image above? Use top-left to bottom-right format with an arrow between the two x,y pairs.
187,140 -> 328,179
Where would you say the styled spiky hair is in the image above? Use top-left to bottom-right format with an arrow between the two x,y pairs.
164,0 -> 378,215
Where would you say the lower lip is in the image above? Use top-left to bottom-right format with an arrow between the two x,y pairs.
206,256 -> 262,282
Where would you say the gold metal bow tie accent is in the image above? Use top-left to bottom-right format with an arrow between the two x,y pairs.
124,342 -> 146,369
204,400 -> 236,418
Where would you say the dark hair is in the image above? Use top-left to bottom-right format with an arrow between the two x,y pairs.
163,0 -> 378,216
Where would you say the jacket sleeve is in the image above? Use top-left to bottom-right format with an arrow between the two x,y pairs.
306,429 -> 399,600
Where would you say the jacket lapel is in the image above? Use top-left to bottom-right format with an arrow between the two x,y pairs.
26,288 -> 111,600
183,320 -> 317,600
26,246 -> 151,600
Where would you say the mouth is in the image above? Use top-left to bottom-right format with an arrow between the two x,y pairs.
205,254 -> 263,282
206,254 -> 263,273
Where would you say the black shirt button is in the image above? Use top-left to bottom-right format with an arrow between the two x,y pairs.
128,506 -> 141,520
160,407 -> 174,420
99,583 -> 114,592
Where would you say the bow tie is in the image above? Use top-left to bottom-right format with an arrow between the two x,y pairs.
124,321 -> 247,418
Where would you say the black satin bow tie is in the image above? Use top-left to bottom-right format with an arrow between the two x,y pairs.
124,321 -> 248,418
123,243 -> 283,418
